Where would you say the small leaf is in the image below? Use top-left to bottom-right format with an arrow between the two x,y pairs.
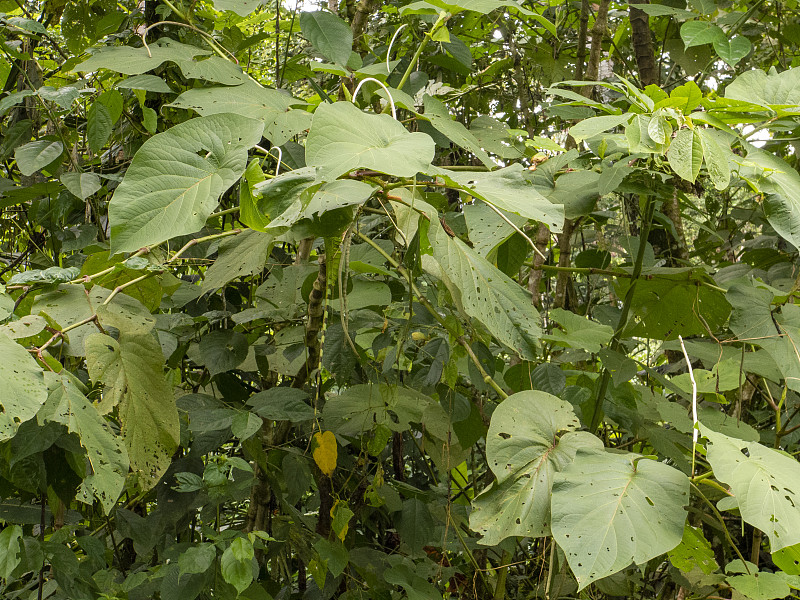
569,114 -> 632,141
220,537 -> 254,593
14,140 -> 63,176
61,172 -> 101,200
313,431 -> 337,476
87,101 -> 113,153
680,21 -> 726,49
299,11 -> 353,66
0,525 -> 22,579
713,35 -> 751,68
667,128 -> 703,183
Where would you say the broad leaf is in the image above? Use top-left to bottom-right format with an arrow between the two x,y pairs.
697,128 -> 731,190
713,36 -> 751,68
85,306 -> 179,487
569,114 -> 632,141
0,335 -> 47,441
725,68 -> 800,109
247,388 -> 314,422
201,229 -> 273,292
470,391 -> 602,544
680,21 -> 725,48
668,524 -> 719,574
541,307 -> 613,353
42,373 -> 129,513
425,215 -> 541,360
74,38 -> 209,75
87,101 -> 112,153
214,0 -> 262,16
322,384 -> 435,436
667,128 -> 703,183
168,82 -> 310,146
440,165 -> 564,231
109,113 -> 264,253
305,102 -> 435,180
703,427 -> 800,551
221,537 -> 254,593
61,172 -> 101,200
14,140 -> 63,176
551,451 -> 689,589
299,11 -> 353,66
422,94 -> 493,168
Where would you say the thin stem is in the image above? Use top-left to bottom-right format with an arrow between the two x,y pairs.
679,334 -> 699,477
395,11 -> 448,92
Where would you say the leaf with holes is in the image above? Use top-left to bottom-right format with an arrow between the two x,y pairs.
470,391 -> 602,545
108,113 -> 263,253
703,426 -> 800,551
0,335 -> 48,442
551,450 -> 689,589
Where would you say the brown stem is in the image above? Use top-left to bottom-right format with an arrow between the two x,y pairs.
576,0 -> 589,81
579,0 -> 611,98
527,224 -> 551,309
554,219 -> 576,310
628,0 -> 658,87
293,256 -> 327,388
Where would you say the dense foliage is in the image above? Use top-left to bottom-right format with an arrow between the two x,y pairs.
3,0 -> 800,597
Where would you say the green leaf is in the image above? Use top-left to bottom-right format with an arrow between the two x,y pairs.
74,38 -> 209,75
42,373 -> 129,513
697,128 -> 731,190
299,11 -> 353,66
194,329 -> 248,376
322,384 -> 434,436
667,128 -> 703,183
61,172 -> 101,200
669,81 -> 704,115
725,68 -> 800,109
177,56 -> 249,85
713,36 -> 751,68
85,306 -> 179,488
168,82 -> 310,146
541,307 -> 613,353
221,537 -> 254,593
14,140 -> 63,176
201,229 -> 273,293
117,74 -> 173,93
773,543 -> 800,575
305,102 -> 435,180
179,543 -> 216,575
470,391 -> 602,544
0,525 -> 22,579
680,21 -> 726,48
569,114 -> 632,142
425,215 -> 541,360
440,165 -> 564,231
108,113 -> 264,253
0,335 -> 48,442
213,0 -> 262,16
668,524 -> 719,574
397,498 -> 437,554
551,451 -> 689,590
247,388 -> 313,422
703,426 -> 800,551
728,570 -> 791,600
741,149 -> 800,250
422,94 -> 493,168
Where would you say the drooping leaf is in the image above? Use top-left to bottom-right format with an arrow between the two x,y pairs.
425,215 -> 541,360
41,373 -> 129,513
116,74 -> 173,93
305,102 -> 435,180
247,388 -> 314,422
668,524 -> 719,574
772,543 -> 800,575
470,391 -> 602,544
14,140 -> 63,176
108,113 -> 264,253
0,525 -> 22,579
213,0 -> 262,16
422,94 -> 493,168
697,128 -> 731,190
201,229 -> 273,293
313,431 -> 337,476
299,11 -> 353,66
85,306 -> 179,488
569,114 -> 632,141
541,307 -> 613,353
703,426 -> 800,551
87,100 -> 113,153
322,384 -> 434,436
551,450 -> 689,589
667,128 -> 703,183
0,335 -> 48,442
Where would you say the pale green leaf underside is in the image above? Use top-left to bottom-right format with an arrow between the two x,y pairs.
305,102 -> 435,180
74,38 -> 210,75
551,451 -> 688,589
470,391 -> 602,544
667,128 -> 703,183
109,113 -> 264,253
704,426 -> 800,551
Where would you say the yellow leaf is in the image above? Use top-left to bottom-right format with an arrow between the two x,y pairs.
313,431 -> 337,476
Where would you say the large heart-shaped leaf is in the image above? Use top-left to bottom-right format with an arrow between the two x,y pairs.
470,391 -> 602,544
425,215 -> 541,360
713,36 -> 751,68
109,113 -> 264,253
703,426 -> 800,551
305,102 -> 435,180
725,68 -> 800,109
680,21 -> 725,49
551,451 -> 688,589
